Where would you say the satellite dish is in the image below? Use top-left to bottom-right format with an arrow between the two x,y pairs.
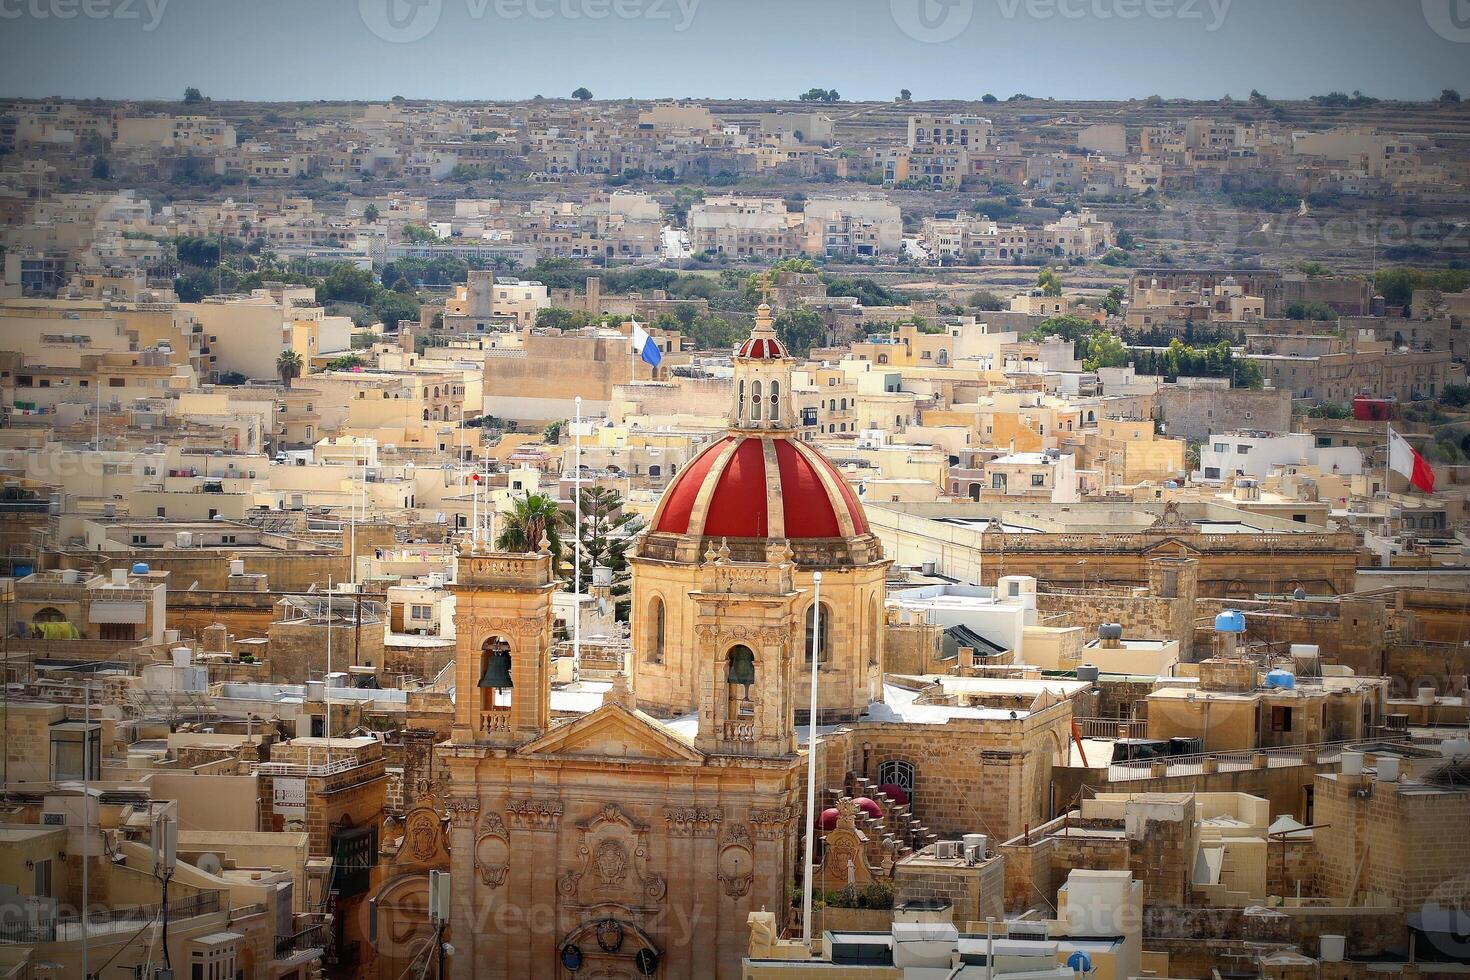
196,853 -> 224,876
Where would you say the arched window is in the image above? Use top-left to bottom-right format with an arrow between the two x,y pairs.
422,409 -> 430,421
727,644 -> 756,700
876,759 -> 915,797
805,602 -> 831,664
869,594 -> 881,666
751,381 -> 762,420
477,636 -> 513,715
840,398 -> 847,411
937,349 -> 949,366
737,380 -> 745,422
770,381 -> 780,422
646,597 -> 665,664
648,464 -> 662,478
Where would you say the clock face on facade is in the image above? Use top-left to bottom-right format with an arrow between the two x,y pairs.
718,843 -> 752,879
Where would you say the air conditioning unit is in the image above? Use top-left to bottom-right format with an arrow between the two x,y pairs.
934,840 -> 962,860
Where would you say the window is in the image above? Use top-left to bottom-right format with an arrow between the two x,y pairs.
646,596 -> 665,664
410,604 -> 432,620
770,381 -> 780,422
876,759 -> 915,796
992,473 -> 1007,489
1031,473 -> 1046,487
804,602 -> 831,664
131,534 -> 148,545
1213,443 -> 1228,452
1270,706 -> 1293,732
751,381 -> 762,420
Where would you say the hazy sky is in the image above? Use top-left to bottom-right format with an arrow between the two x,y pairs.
0,0 -> 1466,103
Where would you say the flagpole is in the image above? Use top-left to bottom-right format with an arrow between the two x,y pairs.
573,395 -> 582,682
801,571 -> 822,952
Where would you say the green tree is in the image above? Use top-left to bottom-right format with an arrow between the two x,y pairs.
1023,314 -> 1092,343
574,486 -> 645,621
276,349 -> 303,388
897,89 -> 912,102
1284,301 -> 1337,321
968,290 -> 1005,311
572,87 -> 593,101
1440,383 -> 1470,408
318,264 -> 377,305
772,308 -> 826,357
401,224 -> 439,244
371,289 -> 421,330
981,93 -> 998,103
1082,332 -> 1129,371
543,419 -> 566,444
1101,285 -> 1125,316
1442,89 -> 1462,104
91,157 -> 110,180
183,86 -> 206,103
495,493 -> 568,572
1036,267 -> 1063,296
362,203 -> 380,223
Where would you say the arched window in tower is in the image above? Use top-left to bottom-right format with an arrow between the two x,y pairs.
737,380 -> 745,423
770,380 -> 780,422
645,596 -> 665,664
477,637 -> 514,724
751,381 -> 762,420
804,602 -> 831,665
726,644 -> 756,705
869,594 -> 881,666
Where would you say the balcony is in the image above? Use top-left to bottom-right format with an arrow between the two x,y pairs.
275,919 -> 329,960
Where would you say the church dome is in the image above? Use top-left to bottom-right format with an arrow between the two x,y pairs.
651,433 -> 868,540
635,303 -> 881,568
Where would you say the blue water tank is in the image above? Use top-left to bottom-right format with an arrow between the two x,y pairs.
1067,951 -> 1093,973
1214,610 -> 1246,634
1266,669 -> 1296,690
131,562 -> 150,575
12,564 -> 33,579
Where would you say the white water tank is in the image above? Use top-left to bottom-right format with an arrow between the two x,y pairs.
170,646 -> 192,668
1320,935 -> 1345,962
304,680 -> 325,701
229,559 -> 246,577
111,568 -> 128,587
61,569 -> 81,585
1340,751 -> 1363,776
1417,685 -> 1437,706
1376,756 -> 1400,782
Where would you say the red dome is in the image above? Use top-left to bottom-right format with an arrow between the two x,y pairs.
651,434 -> 868,540
817,807 -> 839,831
877,783 -> 909,806
737,335 -> 788,360
852,796 -> 884,820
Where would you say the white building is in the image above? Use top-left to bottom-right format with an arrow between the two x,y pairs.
1197,431 -> 1362,483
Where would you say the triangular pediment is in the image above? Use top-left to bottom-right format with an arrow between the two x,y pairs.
517,702 -> 705,763
1142,537 -> 1203,557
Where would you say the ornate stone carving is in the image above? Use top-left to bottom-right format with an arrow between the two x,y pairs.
664,806 -> 723,837
719,823 -> 756,898
444,796 -> 479,829
505,798 -> 564,831
466,614 -> 549,639
749,806 -> 796,841
558,803 -> 666,902
474,812 -> 510,889
692,624 -> 789,645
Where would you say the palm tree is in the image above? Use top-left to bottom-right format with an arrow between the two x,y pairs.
276,349 -> 304,389
496,493 -> 567,571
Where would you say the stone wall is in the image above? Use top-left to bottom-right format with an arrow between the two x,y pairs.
894,852 -> 1006,924
1156,385 -> 1293,442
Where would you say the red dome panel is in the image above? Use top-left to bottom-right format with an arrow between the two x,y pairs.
652,436 -> 731,535
814,450 -> 869,534
737,335 -> 788,360
702,437 -> 770,538
774,441 -> 841,538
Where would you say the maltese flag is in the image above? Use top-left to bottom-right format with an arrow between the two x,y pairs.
1388,427 -> 1435,493
630,319 -> 662,369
